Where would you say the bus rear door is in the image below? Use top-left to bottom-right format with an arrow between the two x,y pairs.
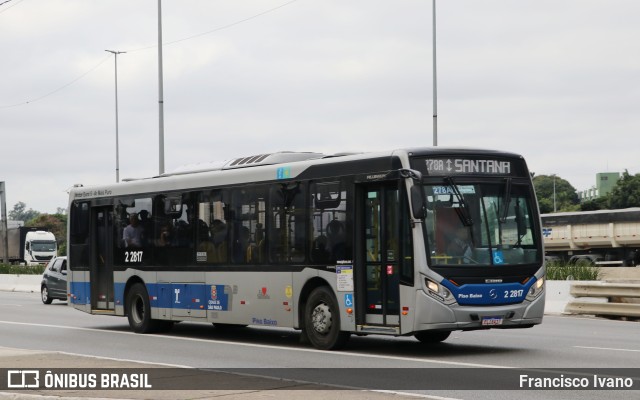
91,206 -> 115,311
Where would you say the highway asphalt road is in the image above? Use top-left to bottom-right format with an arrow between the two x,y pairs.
0,291 -> 638,400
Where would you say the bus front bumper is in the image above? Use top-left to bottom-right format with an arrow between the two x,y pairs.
412,289 -> 545,333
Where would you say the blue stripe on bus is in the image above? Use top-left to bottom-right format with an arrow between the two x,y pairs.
439,279 -> 536,305
114,283 -> 125,306
113,282 -> 230,311
69,281 -> 90,305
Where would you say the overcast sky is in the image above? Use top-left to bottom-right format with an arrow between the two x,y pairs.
1,0 -> 638,215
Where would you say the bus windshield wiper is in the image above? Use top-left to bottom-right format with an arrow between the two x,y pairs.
500,178 -> 512,223
445,177 -> 473,226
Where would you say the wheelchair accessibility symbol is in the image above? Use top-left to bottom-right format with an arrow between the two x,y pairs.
344,294 -> 353,307
493,250 -> 504,265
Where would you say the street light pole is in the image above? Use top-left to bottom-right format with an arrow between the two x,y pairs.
158,0 -> 166,175
553,174 -> 557,212
432,0 -> 438,147
105,50 -> 126,183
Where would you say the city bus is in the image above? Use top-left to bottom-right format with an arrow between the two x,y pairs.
67,148 -> 545,350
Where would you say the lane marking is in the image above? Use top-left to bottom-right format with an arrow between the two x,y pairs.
574,346 -> 640,353
0,324 -> 462,400
0,319 -> 507,369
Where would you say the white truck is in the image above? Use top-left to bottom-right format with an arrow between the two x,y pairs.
0,226 -> 57,266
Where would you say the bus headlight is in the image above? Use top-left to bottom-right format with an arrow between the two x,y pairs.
526,277 -> 544,301
424,278 -> 456,305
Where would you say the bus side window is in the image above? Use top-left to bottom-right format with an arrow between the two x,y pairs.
69,201 -> 90,269
197,190 -> 229,264
310,182 -> 350,264
229,186 -> 266,265
149,193 -> 194,266
116,198 -> 152,260
269,183 -> 305,263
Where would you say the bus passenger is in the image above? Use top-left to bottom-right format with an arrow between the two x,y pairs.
123,213 -> 143,248
156,223 -> 174,247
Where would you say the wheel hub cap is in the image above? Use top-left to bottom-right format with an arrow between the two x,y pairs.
311,303 -> 332,334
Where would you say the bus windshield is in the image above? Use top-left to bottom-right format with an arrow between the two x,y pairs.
423,180 -> 540,266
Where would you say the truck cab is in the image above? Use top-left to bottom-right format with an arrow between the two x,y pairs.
24,230 -> 57,266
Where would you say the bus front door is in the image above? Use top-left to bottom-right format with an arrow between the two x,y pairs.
359,185 -> 400,330
91,207 -> 114,310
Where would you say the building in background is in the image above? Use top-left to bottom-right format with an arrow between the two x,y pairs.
578,172 -> 621,202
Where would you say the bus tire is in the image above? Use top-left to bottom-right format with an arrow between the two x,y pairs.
414,331 -> 451,344
304,286 -> 349,350
126,283 -> 161,333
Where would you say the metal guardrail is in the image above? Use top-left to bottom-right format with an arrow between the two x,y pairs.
565,282 -> 640,318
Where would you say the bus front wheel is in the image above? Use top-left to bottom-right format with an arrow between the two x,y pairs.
304,286 -> 349,350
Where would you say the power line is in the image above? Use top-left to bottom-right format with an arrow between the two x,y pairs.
0,0 -> 26,15
0,55 -> 111,109
0,0 -> 301,109
128,0 -> 300,53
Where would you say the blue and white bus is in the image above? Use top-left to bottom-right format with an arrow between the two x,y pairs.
67,148 -> 545,350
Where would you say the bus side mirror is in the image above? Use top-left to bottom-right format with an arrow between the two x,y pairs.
410,185 -> 426,220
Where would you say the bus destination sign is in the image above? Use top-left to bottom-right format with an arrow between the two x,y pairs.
421,158 -> 513,176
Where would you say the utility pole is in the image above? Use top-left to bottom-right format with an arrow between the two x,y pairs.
105,50 -> 126,183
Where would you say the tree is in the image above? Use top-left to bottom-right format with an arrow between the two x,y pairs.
8,202 -> 40,222
580,196 -> 609,211
532,175 -> 580,214
608,170 -> 640,209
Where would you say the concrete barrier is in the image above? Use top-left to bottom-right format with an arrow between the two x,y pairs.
545,281 -> 575,314
0,275 -> 41,293
565,301 -> 640,318
565,281 -> 640,318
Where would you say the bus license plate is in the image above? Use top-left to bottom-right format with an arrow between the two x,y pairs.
482,316 -> 503,326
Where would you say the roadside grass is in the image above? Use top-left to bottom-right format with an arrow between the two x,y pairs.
546,261 -> 600,281
0,264 -> 45,275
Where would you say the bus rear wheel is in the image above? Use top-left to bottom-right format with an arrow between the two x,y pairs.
304,286 -> 349,350
414,331 -> 451,344
126,283 -> 171,333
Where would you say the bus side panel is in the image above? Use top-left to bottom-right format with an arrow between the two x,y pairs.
320,269 -> 357,333
214,271 -> 294,328
115,270 -> 297,328
68,270 -> 91,313
114,270 -> 158,317
290,268 -> 357,333
398,285 -> 417,335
